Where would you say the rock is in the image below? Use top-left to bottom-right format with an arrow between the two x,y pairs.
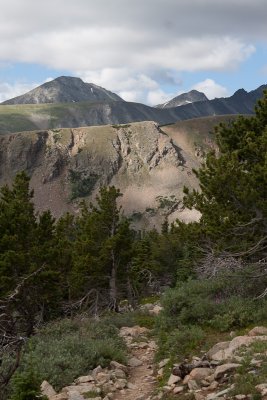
206,341 -> 230,360
214,363 -> 241,380
235,395 -> 247,399
95,371 -> 111,384
110,360 -> 128,373
256,383 -> 267,396
67,391 -> 85,400
157,368 -> 164,377
158,358 -> 170,369
167,374 -> 181,385
173,386 -> 184,394
112,368 -> 126,379
208,335 -> 267,361
189,367 -> 213,382
114,379 -> 127,389
206,387 -> 232,399
187,379 -> 199,390
205,374 -> 215,383
248,326 -> 267,336
128,357 -> 143,367
41,381 -> 57,398
120,326 -> 149,337
92,365 -> 102,377
62,384 -> 98,394
127,382 -> 138,389
183,374 -> 191,384
162,385 -> 172,392
75,375 -> 95,384
50,395 -> 68,400
200,379 -> 210,387
149,305 -> 163,315
209,381 -> 219,390
194,394 -> 205,400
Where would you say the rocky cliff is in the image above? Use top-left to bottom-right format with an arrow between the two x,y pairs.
0,119 -> 219,228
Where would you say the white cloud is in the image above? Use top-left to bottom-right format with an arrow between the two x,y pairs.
0,0 -> 264,104
192,79 -> 228,99
146,89 -> 174,106
0,81 -> 39,102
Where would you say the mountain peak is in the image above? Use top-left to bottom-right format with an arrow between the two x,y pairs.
155,89 -> 208,109
1,76 -> 124,105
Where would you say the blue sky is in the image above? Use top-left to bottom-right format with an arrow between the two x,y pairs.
0,0 -> 266,105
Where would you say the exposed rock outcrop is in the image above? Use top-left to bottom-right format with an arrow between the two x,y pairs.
0,121 -> 202,228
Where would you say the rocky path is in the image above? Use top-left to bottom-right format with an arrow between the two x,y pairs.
114,326 -> 157,400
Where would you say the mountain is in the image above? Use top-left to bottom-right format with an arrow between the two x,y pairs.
156,90 -> 208,108
0,83 -> 266,134
1,76 -> 123,105
0,117 -> 234,228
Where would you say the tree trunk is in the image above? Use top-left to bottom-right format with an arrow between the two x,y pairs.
109,249 -> 118,311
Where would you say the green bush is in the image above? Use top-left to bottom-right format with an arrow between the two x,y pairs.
156,325 -> 204,361
10,362 -> 47,400
14,318 -> 126,391
159,277 -> 267,332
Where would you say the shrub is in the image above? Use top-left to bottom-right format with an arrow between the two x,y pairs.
14,317 -> 126,391
10,361 -> 47,400
156,325 -> 204,361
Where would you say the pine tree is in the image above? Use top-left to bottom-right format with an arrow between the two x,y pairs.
72,186 -> 134,311
184,91 -> 267,258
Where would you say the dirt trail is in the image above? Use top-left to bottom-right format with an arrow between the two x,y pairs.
114,326 -> 157,400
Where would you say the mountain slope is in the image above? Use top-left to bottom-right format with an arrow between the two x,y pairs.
0,118 -> 225,227
156,89 -> 208,108
1,76 -> 123,105
0,84 -> 265,134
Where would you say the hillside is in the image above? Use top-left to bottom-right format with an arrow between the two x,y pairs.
1,76 -> 123,105
0,117 -> 231,228
0,83 -> 265,134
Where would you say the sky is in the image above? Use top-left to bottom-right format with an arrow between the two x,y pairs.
0,0 -> 266,105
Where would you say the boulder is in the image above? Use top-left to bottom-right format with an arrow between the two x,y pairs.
75,375 -> 94,384
189,367 -> 213,382
40,381 -> 57,398
214,363 -> 241,380
112,368 -> 126,379
207,335 -> 267,361
173,386 -> 184,394
120,326 -> 149,337
206,341 -> 230,361
206,387 -> 232,400
167,374 -> 181,386
110,360 -> 128,373
187,379 -> 199,390
128,357 -> 143,367
256,383 -> 267,396
248,326 -> 267,336
62,384 -> 98,394
158,358 -> 170,369
50,395 -> 68,400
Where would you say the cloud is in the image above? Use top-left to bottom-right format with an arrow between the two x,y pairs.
192,79 -> 228,99
0,81 -> 39,102
0,0 -> 264,103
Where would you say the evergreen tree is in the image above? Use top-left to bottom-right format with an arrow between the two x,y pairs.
184,91 -> 267,258
72,187 -> 134,310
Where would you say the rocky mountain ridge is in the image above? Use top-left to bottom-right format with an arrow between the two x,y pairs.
1,76 -> 123,105
0,84 -> 265,134
156,89 -> 208,108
